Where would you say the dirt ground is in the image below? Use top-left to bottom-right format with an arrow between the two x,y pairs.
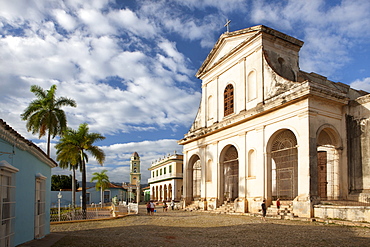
50,208 -> 370,247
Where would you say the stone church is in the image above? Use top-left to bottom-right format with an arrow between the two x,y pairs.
178,25 -> 370,218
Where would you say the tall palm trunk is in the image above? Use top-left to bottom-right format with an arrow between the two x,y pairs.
100,186 -> 103,208
72,166 -> 76,208
81,153 -> 87,219
47,130 -> 51,157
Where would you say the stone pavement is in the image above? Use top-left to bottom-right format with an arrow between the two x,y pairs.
17,233 -> 65,247
20,206 -> 370,247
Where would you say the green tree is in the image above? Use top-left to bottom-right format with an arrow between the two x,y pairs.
91,169 -> 110,207
21,84 -> 77,156
55,123 -> 105,217
51,175 -> 79,191
56,151 -> 83,208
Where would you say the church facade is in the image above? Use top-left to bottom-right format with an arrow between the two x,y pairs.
178,25 -> 370,218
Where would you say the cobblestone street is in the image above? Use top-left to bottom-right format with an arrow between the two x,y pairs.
49,207 -> 370,247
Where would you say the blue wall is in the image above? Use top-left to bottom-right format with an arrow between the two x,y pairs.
1,138 -> 53,246
51,187 -> 127,207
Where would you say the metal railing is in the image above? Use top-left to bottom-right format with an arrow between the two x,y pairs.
50,206 -> 113,222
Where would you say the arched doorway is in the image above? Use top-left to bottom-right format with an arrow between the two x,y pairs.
193,160 -> 201,200
187,154 -> 201,201
151,187 -> 155,200
163,184 -> 167,201
168,184 -> 173,201
270,130 -> 298,200
220,145 -> 239,202
317,127 -> 341,200
159,185 -> 163,201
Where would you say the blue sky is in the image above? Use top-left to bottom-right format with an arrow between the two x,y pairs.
1,0 -> 370,183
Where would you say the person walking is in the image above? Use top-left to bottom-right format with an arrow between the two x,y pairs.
163,202 -> 168,212
146,202 -> 151,215
149,201 -> 155,215
170,200 -> 175,210
261,199 -> 267,221
276,198 -> 281,215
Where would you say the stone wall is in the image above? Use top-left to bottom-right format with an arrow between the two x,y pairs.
314,205 -> 370,222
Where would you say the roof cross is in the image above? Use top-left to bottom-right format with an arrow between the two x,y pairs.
224,19 -> 231,33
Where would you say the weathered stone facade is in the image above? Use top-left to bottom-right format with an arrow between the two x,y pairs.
178,25 -> 370,219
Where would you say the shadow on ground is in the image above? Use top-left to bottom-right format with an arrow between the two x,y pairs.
50,211 -> 370,247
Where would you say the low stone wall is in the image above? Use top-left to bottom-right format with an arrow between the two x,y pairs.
314,205 -> 370,222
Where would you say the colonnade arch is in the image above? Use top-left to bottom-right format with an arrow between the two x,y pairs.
219,145 -> 239,202
267,129 -> 298,201
151,183 -> 174,201
187,154 -> 201,201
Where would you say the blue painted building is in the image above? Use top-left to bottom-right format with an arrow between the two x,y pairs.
50,183 -> 127,207
0,119 -> 57,246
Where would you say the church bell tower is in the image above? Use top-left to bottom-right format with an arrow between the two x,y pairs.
130,152 -> 141,185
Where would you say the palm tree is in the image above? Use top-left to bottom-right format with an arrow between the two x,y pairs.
91,170 -> 110,207
21,84 -> 77,156
55,123 -> 105,217
56,150 -> 83,208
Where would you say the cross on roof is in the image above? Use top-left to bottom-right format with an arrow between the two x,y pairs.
224,19 -> 231,33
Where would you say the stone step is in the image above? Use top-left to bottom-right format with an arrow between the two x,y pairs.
214,202 -> 236,213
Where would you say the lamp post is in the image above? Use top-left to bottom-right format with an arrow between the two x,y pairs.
57,191 -> 62,221
128,187 -> 132,203
136,180 -> 140,214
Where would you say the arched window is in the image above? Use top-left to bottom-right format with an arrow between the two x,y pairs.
224,84 -> 234,116
248,149 -> 256,177
206,159 -> 212,182
247,71 -> 257,100
207,95 -> 213,120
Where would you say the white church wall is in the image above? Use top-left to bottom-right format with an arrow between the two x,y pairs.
245,50 -> 263,110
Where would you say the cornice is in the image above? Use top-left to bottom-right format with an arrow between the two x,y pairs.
0,119 -> 57,168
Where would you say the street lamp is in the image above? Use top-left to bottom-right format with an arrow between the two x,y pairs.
57,191 -> 63,221
136,180 -> 140,214
128,187 -> 132,203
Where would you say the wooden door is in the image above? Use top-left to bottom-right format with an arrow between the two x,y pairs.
317,151 -> 327,199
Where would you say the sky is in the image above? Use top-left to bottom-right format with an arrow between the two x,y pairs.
1,0 -> 370,184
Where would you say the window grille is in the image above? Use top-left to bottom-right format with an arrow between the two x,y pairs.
192,159 -> 201,199
271,130 -> 298,200
0,162 -> 18,247
224,84 -> 234,116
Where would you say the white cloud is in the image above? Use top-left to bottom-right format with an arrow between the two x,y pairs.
250,0 -> 370,78
174,0 -> 247,13
108,8 -> 157,38
53,9 -> 77,31
138,1 -> 223,48
52,139 -> 182,183
350,77 -> 370,92
78,8 -> 115,36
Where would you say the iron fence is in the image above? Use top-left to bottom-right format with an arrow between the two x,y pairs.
50,206 -> 115,222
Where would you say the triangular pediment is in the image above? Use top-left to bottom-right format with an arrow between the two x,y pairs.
211,34 -> 254,66
197,26 -> 263,78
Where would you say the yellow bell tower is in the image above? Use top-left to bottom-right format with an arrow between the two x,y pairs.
130,152 -> 141,185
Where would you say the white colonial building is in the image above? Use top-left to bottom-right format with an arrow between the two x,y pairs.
178,25 -> 370,219
148,152 -> 183,202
